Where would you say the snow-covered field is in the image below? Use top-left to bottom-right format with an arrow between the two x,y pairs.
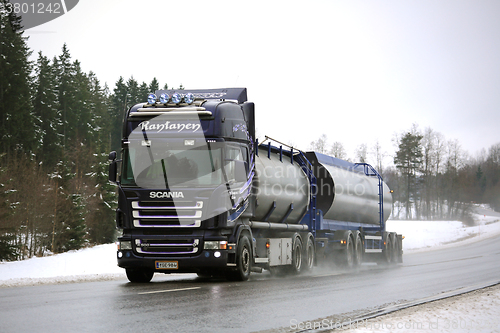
1,210 -> 500,332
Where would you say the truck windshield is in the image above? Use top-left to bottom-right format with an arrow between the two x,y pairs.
121,143 -> 225,188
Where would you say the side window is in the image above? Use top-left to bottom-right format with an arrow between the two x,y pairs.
225,144 -> 248,182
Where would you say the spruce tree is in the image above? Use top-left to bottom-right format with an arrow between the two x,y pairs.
33,52 -> 61,168
110,76 -> 128,152
149,77 -> 159,93
394,130 -> 423,219
0,1 -> 37,154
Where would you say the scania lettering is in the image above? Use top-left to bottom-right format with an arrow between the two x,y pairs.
109,88 -> 403,283
150,192 -> 185,199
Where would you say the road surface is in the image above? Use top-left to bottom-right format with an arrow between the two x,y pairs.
0,233 -> 499,333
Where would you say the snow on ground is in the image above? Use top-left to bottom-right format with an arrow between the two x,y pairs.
388,213 -> 500,253
335,284 -> 500,333
0,244 -> 125,287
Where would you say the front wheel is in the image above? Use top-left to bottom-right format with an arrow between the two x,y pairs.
228,235 -> 252,281
126,268 -> 154,283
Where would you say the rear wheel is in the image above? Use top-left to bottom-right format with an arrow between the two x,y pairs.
390,233 -> 398,264
126,268 -> 154,283
303,235 -> 315,272
354,234 -> 364,267
289,235 -> 303,274
337,234 -> 354,268
383,236 -> 393,264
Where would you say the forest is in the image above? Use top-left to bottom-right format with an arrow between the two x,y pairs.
1,5 -> 499,261
0,7 -> 174,260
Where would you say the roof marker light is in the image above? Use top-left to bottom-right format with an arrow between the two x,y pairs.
184,92 -> 195,104
159,93 -> 170,104
172,93 -> 183,104
147,93 -> 157,104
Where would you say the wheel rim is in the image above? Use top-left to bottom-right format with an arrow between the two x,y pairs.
356,238 -> 363,265
241,246 -> 250,274
346,239 -> 353,267
386,239 -> 392,263
294,243 -> 302,270
307,241 -> 314,269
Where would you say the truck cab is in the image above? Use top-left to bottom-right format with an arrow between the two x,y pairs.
110,88 -> 257,282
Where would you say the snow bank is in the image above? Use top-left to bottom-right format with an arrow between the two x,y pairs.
388,214 -> 500,253
0,244 -> 124,287
337,284 -> 500,332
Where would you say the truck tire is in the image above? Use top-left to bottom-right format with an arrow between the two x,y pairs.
383,235 -> 393,264
289,235 -> 303,275
302,234 -> 315,272
336,232 -> 354,268
126,268 -> 154,283
390,232 -> 398,264
354,233 -> 364,267
228,235 -> 252,281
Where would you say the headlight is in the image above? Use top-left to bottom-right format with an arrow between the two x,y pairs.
118,241 -> 132,250
204,241 -> 227,250
172,93 -> 182,104
184,92 -> 195,104
159,93 -> 170,104
147,93 -> 157,104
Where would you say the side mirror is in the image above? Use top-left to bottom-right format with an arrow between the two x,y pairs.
109,151 -> 118,183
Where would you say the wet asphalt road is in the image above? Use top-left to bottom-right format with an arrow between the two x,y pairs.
1,232 -> 499,333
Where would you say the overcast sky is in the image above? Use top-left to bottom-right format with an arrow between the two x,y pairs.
24,0 -> 500,165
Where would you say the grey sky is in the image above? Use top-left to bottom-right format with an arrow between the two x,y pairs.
25,0 -> 500,164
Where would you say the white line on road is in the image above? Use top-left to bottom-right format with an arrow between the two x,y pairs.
138,286 -> 201,295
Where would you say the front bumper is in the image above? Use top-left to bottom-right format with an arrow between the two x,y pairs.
117,249 -> 230,274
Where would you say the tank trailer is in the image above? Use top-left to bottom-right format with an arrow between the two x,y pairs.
109,88 -> 403,282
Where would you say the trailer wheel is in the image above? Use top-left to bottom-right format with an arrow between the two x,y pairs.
228,235 -> 252,281
390,233 -> 398,264
126,268 -> 154,283
354,234 -> 364,267
383,235 -> 393,264
303,235 -> 315,272
336,233 -> 354,268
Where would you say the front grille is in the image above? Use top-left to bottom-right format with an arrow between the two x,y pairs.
134,238 -> 200,255
132,200 -> 203,228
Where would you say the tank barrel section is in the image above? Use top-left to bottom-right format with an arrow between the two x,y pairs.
252,139 -> 392,227
253,139 -> 311,225
353,163 -> 389,231
304,152 -> 392,225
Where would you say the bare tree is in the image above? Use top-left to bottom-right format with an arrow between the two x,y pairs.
371,140 -> 386,173
355,144 -> 368,163
310,134 -> 329,154
330,141 -> 347,160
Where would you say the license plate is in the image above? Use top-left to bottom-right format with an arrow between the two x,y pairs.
155,261 -> 178,269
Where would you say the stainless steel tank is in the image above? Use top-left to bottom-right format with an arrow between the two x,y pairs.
305,152 -> 392,225
253,147 -> 310,223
